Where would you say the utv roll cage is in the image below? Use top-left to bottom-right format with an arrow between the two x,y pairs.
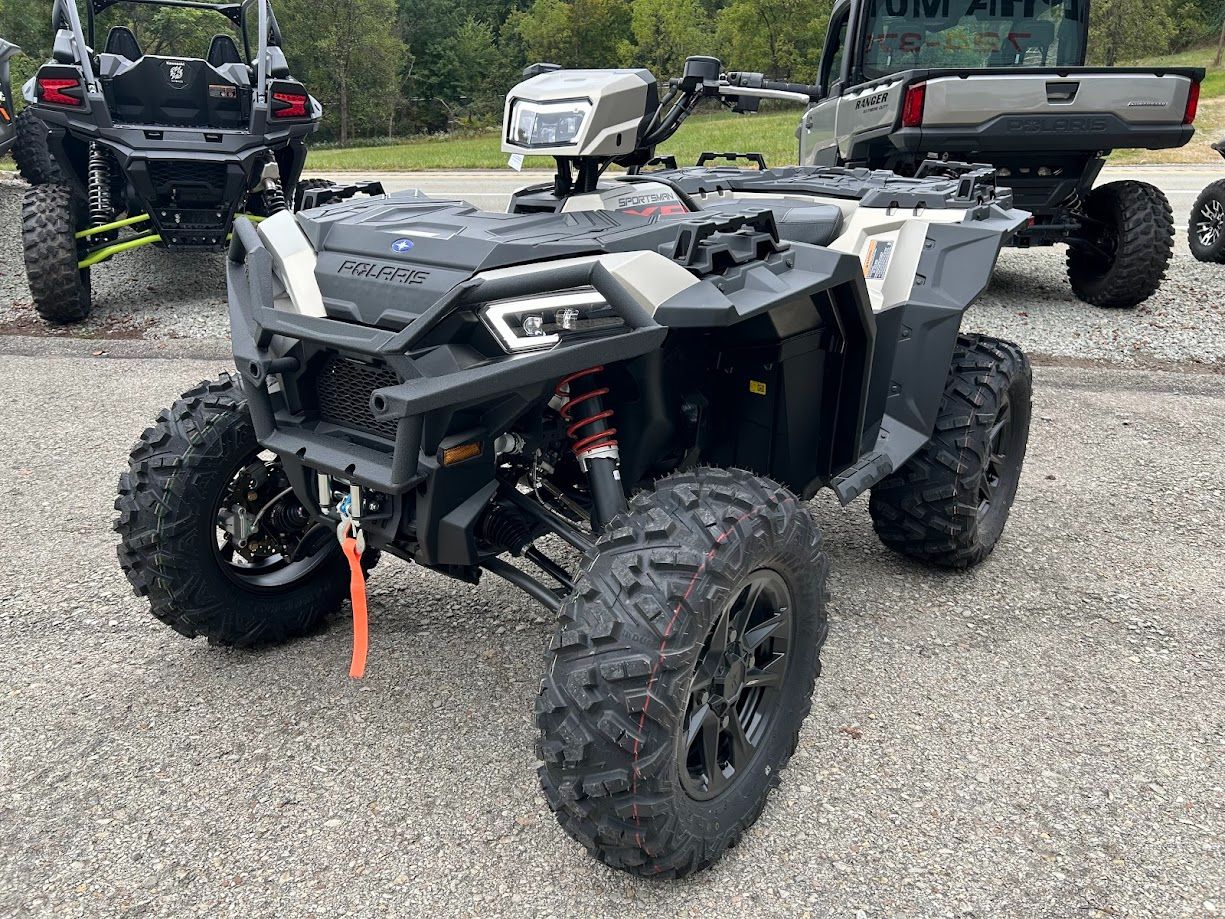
49,0 -> 282,112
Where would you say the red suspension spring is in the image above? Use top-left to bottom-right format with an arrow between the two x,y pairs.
555,366 -> 618,459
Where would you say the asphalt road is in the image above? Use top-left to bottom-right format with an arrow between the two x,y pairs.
0,345 -> 1221,919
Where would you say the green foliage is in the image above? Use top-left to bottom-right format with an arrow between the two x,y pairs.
619,0 -> 711,76
3,0 -> 1224,146
279,0 -> 406,142
511,0 -> 631,67
1089,0 -> 1176,66
714,0 -> 829,82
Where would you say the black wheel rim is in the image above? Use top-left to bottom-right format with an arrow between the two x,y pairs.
679,569 -> 793,801
977,397 -> 1016,522
211,449 -> 335,590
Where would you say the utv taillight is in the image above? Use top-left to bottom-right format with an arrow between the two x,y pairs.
1184,82 -> 1200,125
901,82 -> 925,128
39,77 -> 82,107
272,92 -> 308,119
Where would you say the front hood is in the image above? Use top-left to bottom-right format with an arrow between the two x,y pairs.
294,190 -> 722,330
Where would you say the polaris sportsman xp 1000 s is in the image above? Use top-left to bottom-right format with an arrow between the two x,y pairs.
117,57 -> 1034,877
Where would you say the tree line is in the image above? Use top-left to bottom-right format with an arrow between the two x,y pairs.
1,0 -> 1223,142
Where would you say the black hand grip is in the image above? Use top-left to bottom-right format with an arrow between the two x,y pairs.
760,79 -> 823,99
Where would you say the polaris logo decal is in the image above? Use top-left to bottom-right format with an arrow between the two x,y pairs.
391,238 -> 415,253
338,259 -> 430,285
1003,115 -> 1108,134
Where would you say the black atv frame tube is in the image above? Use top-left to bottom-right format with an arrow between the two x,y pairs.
481,557 -> 562,614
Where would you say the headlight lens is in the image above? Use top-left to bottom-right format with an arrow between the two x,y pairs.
480,288 -> 623,353
507,98 -> 591,148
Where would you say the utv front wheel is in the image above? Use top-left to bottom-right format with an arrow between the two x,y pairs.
21,184 -> 91,324
11,108 -> 62,186
1066,180 -> 1173,308
537,468 -> 829,877
1188,179 -> 1225,262
869,334 -> 1031,569
115,373 -> 354,648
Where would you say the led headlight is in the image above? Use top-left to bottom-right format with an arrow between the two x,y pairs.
507,98 -> 591,148
480,289 -> 622,353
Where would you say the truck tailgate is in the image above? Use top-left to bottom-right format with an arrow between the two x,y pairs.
890,66 -> 1203,152
923,70 -> 1199,127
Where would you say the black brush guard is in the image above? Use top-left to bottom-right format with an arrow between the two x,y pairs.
226,218 -> 667,499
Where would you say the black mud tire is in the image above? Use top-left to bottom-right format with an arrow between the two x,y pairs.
1187,179 -> 1225,262
11,108 -> 62,186
1066,180 -> 1173,308
293,177 -> 334,211
869,334 -> 1032,569
537,467 -> 829,878
115,373 -> 354,648
21,183 -> 91,324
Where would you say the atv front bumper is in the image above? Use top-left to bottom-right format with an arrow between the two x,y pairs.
226,219 -> 666,544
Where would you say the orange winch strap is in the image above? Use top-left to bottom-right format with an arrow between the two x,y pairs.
340,532 -> 369,679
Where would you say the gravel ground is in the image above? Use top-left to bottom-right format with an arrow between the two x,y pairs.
0,348 -> 1221,918
1,176 -> 1223,366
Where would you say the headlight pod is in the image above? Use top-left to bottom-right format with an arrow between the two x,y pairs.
507,98 -> 591,148
479,289 -> 624,353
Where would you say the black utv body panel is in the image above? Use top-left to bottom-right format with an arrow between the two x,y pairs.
226,181 -> 1020,569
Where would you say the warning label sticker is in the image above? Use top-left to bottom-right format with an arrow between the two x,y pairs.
862,239 -> 893,280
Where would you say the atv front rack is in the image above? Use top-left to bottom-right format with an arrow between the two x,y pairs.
226,218 -> 666,496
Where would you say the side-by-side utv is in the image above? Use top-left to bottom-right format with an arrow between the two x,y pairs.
21,0 -> 322,323
117,57 -> 1033,878
798,0 -> 1201,308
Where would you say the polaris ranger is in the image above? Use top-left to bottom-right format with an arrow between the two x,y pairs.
799,0 -> 1202,308
21,0 -> 323,324
117,57 -> 1034,877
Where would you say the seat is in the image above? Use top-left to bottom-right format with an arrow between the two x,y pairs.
207,34 -> 242,68
697,200 -> 844,247
105,26 -> 142,61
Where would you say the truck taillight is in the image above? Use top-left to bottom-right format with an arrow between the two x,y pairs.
272,91 -> 308,119
1184,82 -> 1200,125
39,77 -> 82,107
901,82 -> 926,128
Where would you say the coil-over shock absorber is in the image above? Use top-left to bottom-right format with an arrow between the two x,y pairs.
253,160 -> 288,215
87,143 -> 116,233
555,366 -> 627,530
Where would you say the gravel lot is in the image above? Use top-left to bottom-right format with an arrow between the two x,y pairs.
1,173 -> 1223,366
0,348 -> 1220,918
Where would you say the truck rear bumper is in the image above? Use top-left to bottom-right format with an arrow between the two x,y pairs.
893,115 -> 1194,154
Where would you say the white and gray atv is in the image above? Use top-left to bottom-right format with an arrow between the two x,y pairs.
797,0 -> 1202,309
116,56 -> 1033,878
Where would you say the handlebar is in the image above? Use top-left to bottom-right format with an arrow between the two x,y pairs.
725,71 -> 823,101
